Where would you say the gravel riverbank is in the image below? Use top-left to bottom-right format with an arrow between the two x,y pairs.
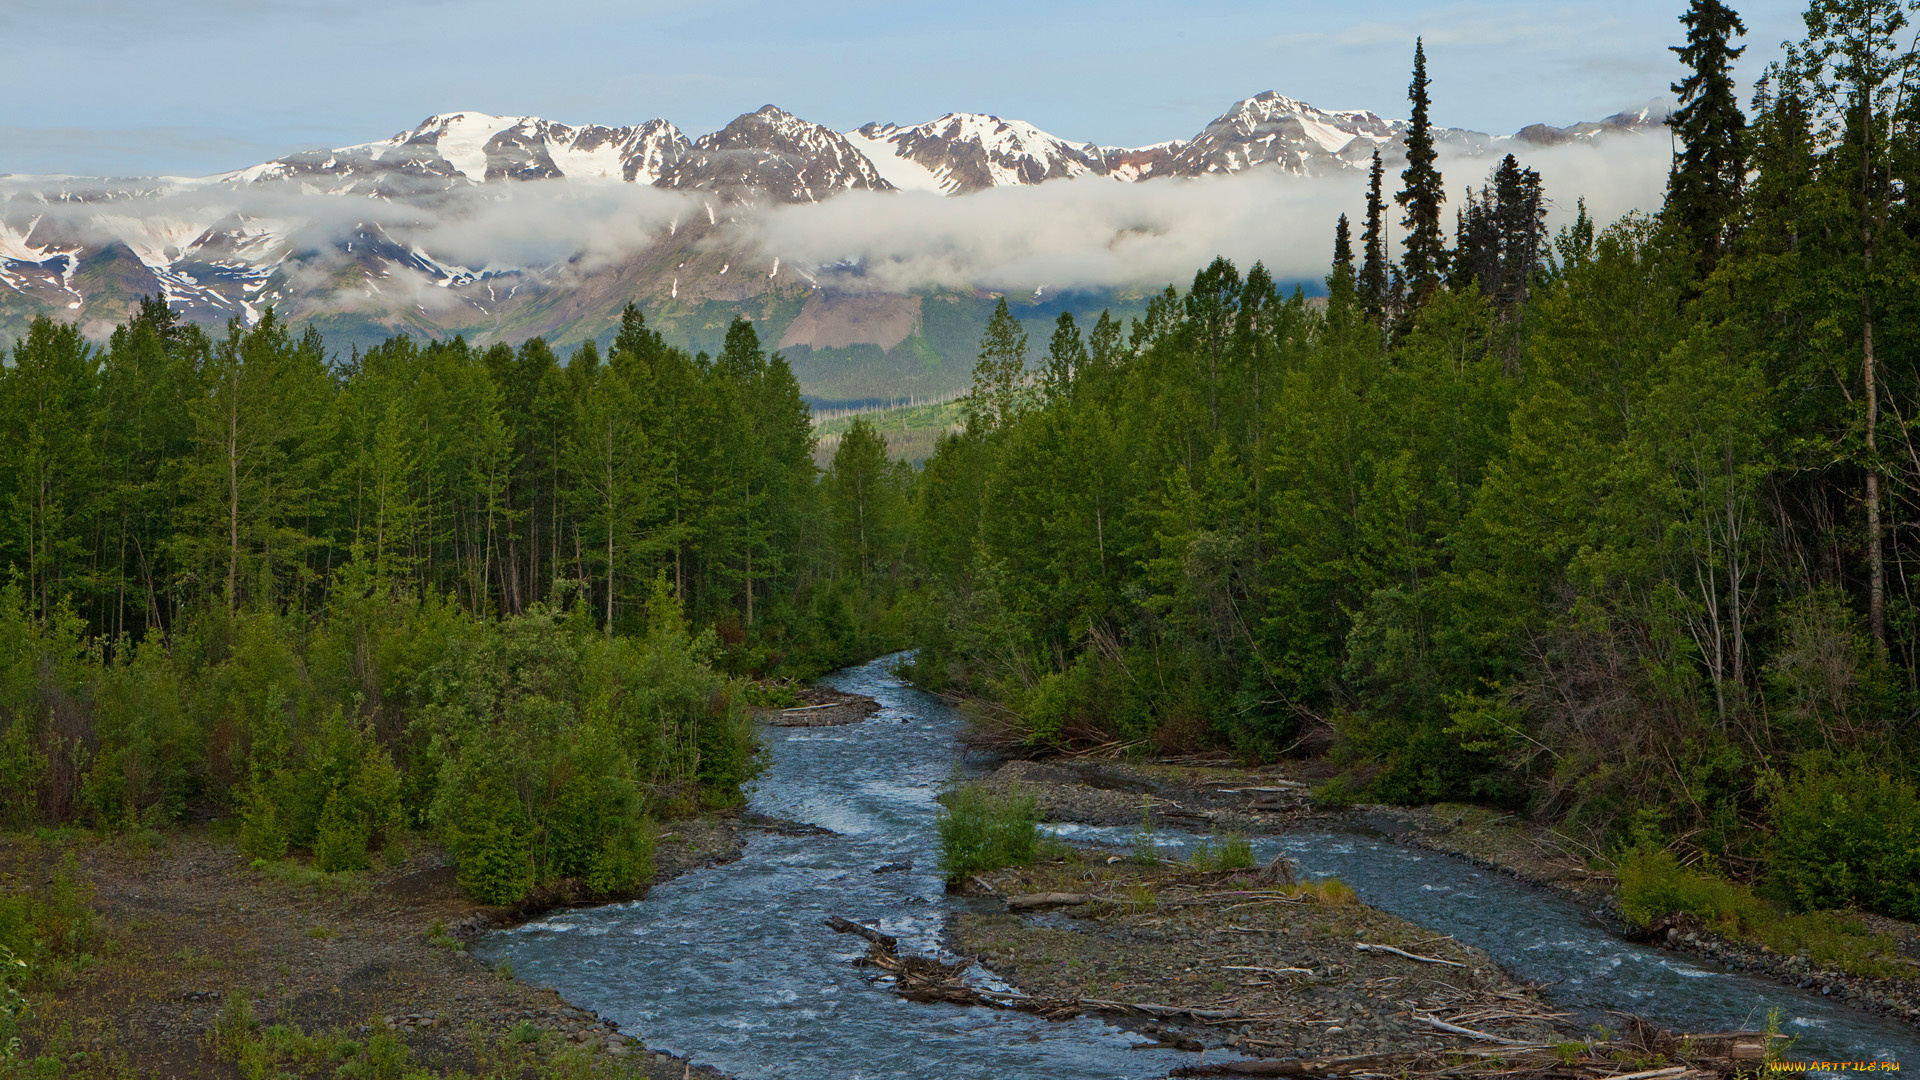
0,820 -> 748,1078
970,755 -> 1920,1039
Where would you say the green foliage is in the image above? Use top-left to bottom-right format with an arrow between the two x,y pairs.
0,946 -> 27,1062
936,783 -> 1039,881
1768,759 -> 1920,919
1310,775 -> 1361,810
446,767 -> 535,906
1189,833 -> 1255,872
0,860 -> 97,972
1616,848 -> 1760,931
905,10 -> 1920,892
1614,847 -> 1907,979
741,681 -> 804,709
0,292 -> 882,893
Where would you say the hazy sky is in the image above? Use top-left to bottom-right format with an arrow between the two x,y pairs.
2,0 -> 1801,178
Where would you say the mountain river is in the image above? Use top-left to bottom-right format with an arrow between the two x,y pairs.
476,654 -> 1919,1079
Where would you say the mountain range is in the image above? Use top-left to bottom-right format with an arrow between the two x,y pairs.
0,91 -> 1666,403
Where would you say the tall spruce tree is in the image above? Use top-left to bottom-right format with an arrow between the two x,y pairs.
1452,154 -> 1546,316
966,298 -> 1030,430
1667,0 -> 1749,273
1359,151 -> 1391,323
1333,213 -> 1355,274
1397,38 -> 1449,308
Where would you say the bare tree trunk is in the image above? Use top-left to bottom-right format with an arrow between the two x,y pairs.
745,479 -> 754,626
1866,300 -> 1886,655
228,392 -> 240,609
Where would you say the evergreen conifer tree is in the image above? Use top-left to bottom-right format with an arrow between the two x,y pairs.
1667,0 -> 1749,272
1397,38 -> 1449,308
966,298 -> 1029,429
1040,312 -> 1086,405
1358,151 -> 1390,323
1452,154 -> 1546,316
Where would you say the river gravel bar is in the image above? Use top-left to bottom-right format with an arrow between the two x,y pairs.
951,855 -> 1574,1061
0,822 -> 743,1078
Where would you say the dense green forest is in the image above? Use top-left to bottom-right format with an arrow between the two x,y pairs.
907,1 -> 1920,917
3,0 -> 1918,929
0,300 -> 909,903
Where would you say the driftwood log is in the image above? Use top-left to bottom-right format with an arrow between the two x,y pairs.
1005,892 -> 1093,910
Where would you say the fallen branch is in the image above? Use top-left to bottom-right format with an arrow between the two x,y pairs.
1411,1013 -> 1534,1045
1600,1068 -> 1690,1080
780,702 -> 846,714
1171,1052 -> 1419,1077
1006,892 -> 1093,910
824,916 -> 897,950
1223,965 -> 1313,976
1353,942 -> 1466,967
1079,997 -> 1242,1020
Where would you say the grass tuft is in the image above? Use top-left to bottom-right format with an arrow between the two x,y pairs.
936,783 -> 1039,882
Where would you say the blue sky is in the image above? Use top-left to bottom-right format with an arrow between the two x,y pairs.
1,0 -> 1801,178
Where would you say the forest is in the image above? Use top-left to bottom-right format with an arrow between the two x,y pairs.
2,0 -> 1918,929
907,2 -> 1920,919
0,300 -> 909,905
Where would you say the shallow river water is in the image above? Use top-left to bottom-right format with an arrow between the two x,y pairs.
477,655 -> 1920,1078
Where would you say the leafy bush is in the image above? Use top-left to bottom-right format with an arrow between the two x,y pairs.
1188,833 -> 1256,871
445,768 -> 534,906
936,783 -> 1039,881
1311,774 -> 1361,809
1616,848 -> 1762,932
1614,847 -> 1906,978
0,860 -> 97,972
741,681 -> 803,709
0,944 -> 26,1061
1769,760 -> 1920,919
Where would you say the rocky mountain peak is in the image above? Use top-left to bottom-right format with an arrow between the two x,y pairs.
664,105 -> 893,202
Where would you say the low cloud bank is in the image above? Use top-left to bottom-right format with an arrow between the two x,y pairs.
753,134 -> 1672,292
0,133 -> 1669,308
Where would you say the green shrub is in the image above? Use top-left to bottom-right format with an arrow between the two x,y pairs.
1769,761 -> 1920,919
1615,848 -> 1762,933
1311,774 -> 1361,809
741,681 -> 803,709
0,944 -> 26,1061
1614,847 -> 1906,978
313,790 -> 371,873
936,783 -> 1038,881
1214,833 -> 1256,870
448,769 -> 534,905
541,742 -> 654,894
0,859 -> 98,971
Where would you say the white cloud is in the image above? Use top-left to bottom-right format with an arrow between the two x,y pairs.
750,132 -> 1671,293
0,133 -> 1668,312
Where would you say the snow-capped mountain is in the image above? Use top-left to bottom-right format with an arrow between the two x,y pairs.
221,112 -> 694,196
1159,92 -> 1400,177
0,91 -> 1667,345
661,106 -> 893,202
848,114 -> 1117,194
